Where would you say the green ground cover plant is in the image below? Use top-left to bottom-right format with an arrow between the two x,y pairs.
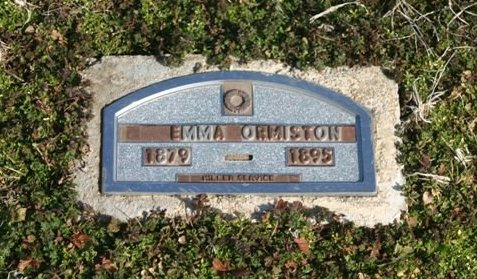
0,0 -> 476,277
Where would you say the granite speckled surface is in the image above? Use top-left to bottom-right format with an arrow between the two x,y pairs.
114,82 -> 359,185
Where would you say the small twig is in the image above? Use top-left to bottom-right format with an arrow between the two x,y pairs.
0,40 -> 7,63
407,47 -> 466,123
396,3 -> 433,55
416,10 -> 438,22
32,143 -> 52,168
310,1 -> 367,23
3,166 -> 25,176
13,0 -> 36,26
408,77 -> 445,123
442,139 -> 472,169
464,10 -> 477,17
271,222 -> 278,237
289,228 -> 299,238
428,47 -> 457,98
447,0 -> 477,28
385,0 -> 442,56
410,78 -> 426,122
403,0 -> 439,42
383,3 -> 398,31
382,34 -> 414,42
4,70 -> 25,82
7,271 -> 25,279
409,172 -> 451,185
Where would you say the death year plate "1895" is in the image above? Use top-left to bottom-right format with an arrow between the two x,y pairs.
101,71 -> 376,195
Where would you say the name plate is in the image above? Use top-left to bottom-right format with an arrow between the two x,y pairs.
102,71 -> 376,195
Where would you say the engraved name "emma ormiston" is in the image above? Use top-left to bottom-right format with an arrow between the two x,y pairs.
119,124 -> 356,142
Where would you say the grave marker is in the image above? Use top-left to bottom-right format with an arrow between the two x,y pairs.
102,71 -> 376,195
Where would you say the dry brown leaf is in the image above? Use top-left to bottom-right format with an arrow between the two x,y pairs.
25,235 -> 36,243
193,194 -> 210,209
18,258 -> 40,271
419,154 -> 432,170
72,233 -> 90,249
95,257 -> 118,273
50,30 -> 66,45
284,260 -> 297,272
358,273 -> 371,279
17,208 -> 27,221
275,199 -> 288,210
343,245 -> 358,255
294,237 -> 310,254
370,241 -> 381,258
212,258 -> 230,272
51,30 -> 62,40
437,164 -> 447,175
406,216 -> 418,228
290,201 -> 304,210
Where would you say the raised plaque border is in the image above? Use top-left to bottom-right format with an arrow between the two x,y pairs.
101,71 -> 376,195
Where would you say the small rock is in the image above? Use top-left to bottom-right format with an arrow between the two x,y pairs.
25,25 -> 35,34
178,235 -> 186,244
422,191 -> 433,205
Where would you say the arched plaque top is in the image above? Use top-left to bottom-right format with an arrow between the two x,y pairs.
106,71 -> 371,123
102,71 -> 376,195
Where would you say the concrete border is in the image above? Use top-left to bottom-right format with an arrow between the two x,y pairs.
74,55 -> 406,227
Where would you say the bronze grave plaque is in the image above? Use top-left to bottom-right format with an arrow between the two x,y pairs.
101,71 -> 376,195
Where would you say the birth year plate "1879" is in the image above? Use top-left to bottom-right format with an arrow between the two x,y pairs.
101,71 -> 376,195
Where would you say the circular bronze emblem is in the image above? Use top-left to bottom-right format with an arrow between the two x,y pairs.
224,89 -> 251,114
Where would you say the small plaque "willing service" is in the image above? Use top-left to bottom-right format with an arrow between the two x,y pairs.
101,71 -> 376,195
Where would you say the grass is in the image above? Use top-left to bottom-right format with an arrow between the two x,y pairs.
1,0 -> 477,277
